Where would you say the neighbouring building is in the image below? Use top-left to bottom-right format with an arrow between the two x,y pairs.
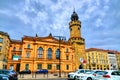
107,51 -> 118,70
86,48 -> 110,70
7,11 -> 86,73
115,52 -> 120,70
0,31 -> 10,69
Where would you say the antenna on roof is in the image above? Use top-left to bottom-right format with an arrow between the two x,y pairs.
73,7 -> 75,12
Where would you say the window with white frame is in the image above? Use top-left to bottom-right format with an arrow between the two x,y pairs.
26,52 -> 30,58
38,47 -> 43,58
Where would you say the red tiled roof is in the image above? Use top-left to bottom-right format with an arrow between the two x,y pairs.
86,48 -> 120,54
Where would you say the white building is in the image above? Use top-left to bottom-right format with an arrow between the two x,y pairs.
108,52 -> 117,70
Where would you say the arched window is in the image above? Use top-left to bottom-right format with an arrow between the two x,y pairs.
38,47 -> 43,58
27,44 -> 30,49
56,49 -> 60,59
47,48 -> 52,59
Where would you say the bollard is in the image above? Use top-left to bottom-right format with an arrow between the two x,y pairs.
22,74 -> 24,78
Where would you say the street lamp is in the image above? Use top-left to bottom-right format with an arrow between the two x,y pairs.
54,36 -> 66,77
88,56 -> 91,70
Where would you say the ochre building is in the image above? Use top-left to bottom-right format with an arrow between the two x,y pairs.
116,51 -> 120,70
0,31 -> 10,69
86,48 -> 110,70
7,11 -> 86,73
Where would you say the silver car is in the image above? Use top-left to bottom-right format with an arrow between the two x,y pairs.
67,69 -> 90,80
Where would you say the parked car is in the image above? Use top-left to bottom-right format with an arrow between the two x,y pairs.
75,70 -> 97,80
97,70 -> 120,80
67,69 -> 90,80
0,74 -> 9,80
35,69 -> 48,74
19,69 -> 31,74
0,69 -> 18,80
93,70 -> 109,80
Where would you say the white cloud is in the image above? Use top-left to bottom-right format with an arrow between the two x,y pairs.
0,0 -> 120,51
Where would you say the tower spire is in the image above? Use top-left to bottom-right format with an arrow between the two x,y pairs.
71,9 -> 79,21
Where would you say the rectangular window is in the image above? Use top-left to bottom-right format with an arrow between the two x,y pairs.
37,64 -> 42,69
0,38 -> 3,43
0,46 -> 2,52
66,65 -> 69,70
25,64 -> 29,70
66,48 -> 68,53
56,64 -> 60,70
66,56 -> 69,60
26,52 -> 30,58
47,64 -> 52,70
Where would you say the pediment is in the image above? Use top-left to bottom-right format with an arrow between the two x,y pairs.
40,37 -> 59,43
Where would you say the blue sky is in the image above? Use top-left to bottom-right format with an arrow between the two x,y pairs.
0,0 -> 120,51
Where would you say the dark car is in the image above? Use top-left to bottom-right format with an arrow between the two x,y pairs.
19,69 -> 31,74
0,74 -> 9,80
35,69 -> 48,74
0,69 -> 18,80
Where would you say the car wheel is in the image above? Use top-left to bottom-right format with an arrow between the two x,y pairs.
87,77 -> 92,80
74,76 -> 76,80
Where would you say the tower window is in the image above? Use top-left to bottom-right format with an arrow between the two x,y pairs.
66,56 -> 69,60
78,27 -> 80,30
71,28 -> 72,31
0,38 -> 3,43
0,46 -> 2,52
66,65 -> 69,70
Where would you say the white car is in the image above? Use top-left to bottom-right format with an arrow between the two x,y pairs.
75,70 -> 96,80
95,70 -> 120,80
67,69 -> 90,80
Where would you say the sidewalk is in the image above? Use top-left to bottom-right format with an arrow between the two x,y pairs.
18,73 -> 68,80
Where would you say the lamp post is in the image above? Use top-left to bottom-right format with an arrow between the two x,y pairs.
54,36 -> 66,77
88,56 -> 91,70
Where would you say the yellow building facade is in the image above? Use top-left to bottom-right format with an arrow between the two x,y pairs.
115,52 -> 120,70
7,34 -> 75,73
0,31 -> 10,69
7,11 -> 86,73
86,48 -> 110,70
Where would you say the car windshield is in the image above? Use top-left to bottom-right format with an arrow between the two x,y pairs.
95,71 -> 108,75
75,70 -> 79,73
2,71 -> 10,74
118,71 -> 120,76
85,70 -> 94,74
